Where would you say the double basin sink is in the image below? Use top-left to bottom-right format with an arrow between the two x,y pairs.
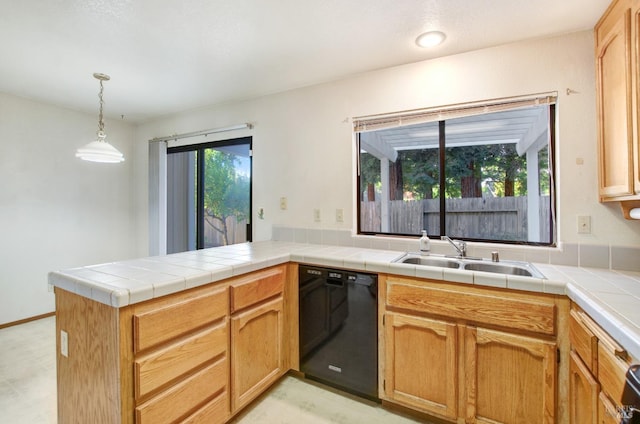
393,252 -> 546,279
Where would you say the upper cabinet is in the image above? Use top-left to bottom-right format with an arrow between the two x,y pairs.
596,0 -> 640,217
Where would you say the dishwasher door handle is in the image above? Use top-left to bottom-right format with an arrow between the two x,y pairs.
325,279 -> 344,288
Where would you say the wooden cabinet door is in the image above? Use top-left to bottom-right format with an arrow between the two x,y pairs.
599,391 -> 624,424
383,312 -> 458,420
231,296 -> 284,412
569,351 -> 599,424
634,1 -> 640,194
465,326 -> 556,424
596,0 -> 635,200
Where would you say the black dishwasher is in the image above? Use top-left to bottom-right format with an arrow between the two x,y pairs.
298,265 -> 378,401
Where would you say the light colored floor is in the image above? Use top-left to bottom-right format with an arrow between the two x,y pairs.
0,316 -> 426,424
0,316 -> 57,424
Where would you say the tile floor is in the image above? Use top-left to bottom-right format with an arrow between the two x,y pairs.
0,317 -> 426,424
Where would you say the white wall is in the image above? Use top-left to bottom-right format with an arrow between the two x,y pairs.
0,93 -> 137,324
135,30 -> 639,252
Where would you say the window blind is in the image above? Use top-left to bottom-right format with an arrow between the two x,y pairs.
352,93 -> 557,133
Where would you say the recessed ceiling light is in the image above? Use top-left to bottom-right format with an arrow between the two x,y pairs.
415,31 -> 446,48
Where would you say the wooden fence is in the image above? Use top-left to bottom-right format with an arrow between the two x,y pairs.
204,216 -> 248,247
361,196 -> 551,242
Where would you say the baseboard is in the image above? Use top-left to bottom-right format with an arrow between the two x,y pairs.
0,311 -> 55,330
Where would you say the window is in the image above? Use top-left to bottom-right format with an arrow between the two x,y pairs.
167,137 -> 252,253
356,96 -> 556,245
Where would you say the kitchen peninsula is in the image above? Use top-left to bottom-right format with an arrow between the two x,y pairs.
49,240 -> 640,423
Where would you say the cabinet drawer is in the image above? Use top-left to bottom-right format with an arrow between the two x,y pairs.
386,279 -> 555,335
135,357 -> 228,424
133,286 -> 228,352
181,389 -> 230,424
135,321 -> 228,399
569,309 -> 598,372
230,266 -> 285,313
598,341 -> 629,402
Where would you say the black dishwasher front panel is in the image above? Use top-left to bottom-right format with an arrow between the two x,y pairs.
298,265 -> 378,401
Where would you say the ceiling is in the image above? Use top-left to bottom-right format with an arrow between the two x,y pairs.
0,0 -> 610,123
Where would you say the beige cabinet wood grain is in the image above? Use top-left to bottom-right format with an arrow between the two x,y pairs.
131,285 -> 231,424
231,296 -> 285,412
55,264 -> 296,424
596,0 -> 635,199
568,303 -> 633,424
596,0 -> 640,212
228,265 -> 287,413
380,274 -> 566,424
464,326 -> 557,424
599,391 -> 623,423
383,312 -> 458,420
569,351 -> 599,424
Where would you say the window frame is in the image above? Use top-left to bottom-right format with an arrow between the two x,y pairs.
355,98 -> 557,247
167,136 -> 253,251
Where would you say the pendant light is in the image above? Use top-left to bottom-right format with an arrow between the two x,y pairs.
75,73 -> 125,163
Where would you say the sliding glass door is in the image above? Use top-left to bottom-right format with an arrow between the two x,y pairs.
167,137 -> 252,253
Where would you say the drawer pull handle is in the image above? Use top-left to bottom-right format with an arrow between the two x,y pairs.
575,310 -> 628,360
615,348 -> 629,361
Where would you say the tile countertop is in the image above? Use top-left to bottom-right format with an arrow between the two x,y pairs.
48,240 -> 640,360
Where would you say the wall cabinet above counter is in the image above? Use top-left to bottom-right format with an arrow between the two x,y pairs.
596,0 -> 640,218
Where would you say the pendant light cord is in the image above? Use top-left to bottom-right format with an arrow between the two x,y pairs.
97,78 -> 105,136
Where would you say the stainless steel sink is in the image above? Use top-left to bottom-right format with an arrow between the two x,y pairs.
462,261 -> 545,278
399,256 -> 460,268
393,252 -> 545,279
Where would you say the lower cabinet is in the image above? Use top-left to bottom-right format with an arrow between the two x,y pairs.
135,358 -> 229,424
569,351 -> 599,424
229,265 -> 287,413
130,264 -> 289,424
465,326 -> 557,424
231,296 -> 285,411
568,303 -> 633,424
599,391 -> 623,424
381,274 -> 566,424
384,312 -> 458,420
130,285 -> 231,424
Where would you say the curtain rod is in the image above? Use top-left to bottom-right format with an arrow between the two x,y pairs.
149,123 -> 252,143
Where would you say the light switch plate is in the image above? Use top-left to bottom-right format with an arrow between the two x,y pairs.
280,197 -> 287,210
314,209 -> 321,222
336,209 -> 344,223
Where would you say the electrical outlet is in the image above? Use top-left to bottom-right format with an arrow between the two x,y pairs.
336,209 -> 344,223
280,197 -> 287,210
61,330 -> 68,357
314,209 -> 321,222
577,215 -> 591,234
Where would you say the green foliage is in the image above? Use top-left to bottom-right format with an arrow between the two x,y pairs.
398,149 -> 439,199
359,152 -> 381,199
444,144 -> 528,198
360,141 -> 549,202
203,149 -> 250,245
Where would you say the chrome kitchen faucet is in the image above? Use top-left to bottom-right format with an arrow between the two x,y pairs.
441,236 -> 467,258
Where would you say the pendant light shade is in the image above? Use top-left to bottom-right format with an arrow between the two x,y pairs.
76,73 -> 125,163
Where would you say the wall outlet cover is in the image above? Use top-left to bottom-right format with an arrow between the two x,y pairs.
61,330 -> 68,357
